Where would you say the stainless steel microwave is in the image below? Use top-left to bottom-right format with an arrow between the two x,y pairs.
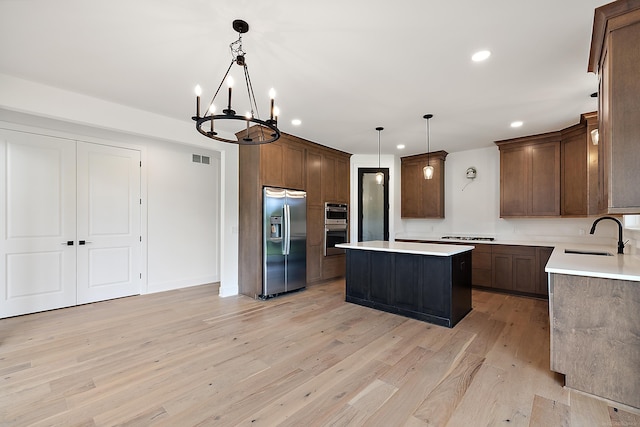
324,203 -> 348,224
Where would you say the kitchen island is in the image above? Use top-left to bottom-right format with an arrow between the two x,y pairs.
336,240 -> 473,328
546,244 -> 640,410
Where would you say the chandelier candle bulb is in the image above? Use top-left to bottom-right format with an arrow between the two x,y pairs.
208,104 -> 216,134
226,76 -> 234,113
195,85 -> 202,117
269,88 -> 276,121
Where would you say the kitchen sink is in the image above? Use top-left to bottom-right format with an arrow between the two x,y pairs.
564,249 -> 614,256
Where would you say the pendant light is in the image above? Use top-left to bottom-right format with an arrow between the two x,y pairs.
375,127 -> 384,185
423,114 -> 434,180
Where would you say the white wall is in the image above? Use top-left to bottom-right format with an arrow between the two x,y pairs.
0,73 -> 240,295
349,154 -> 397,243
146,141 -> 220,293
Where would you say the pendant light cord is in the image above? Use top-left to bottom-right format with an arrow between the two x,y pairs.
378,130 -> 381,168
376,126 -> 384,169
423,114 -> 433,166
426,117 -> 430,166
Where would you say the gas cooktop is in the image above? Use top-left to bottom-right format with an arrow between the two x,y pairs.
441,236 -> 495,241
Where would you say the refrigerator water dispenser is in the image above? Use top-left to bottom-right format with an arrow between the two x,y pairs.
270,216 -> 282,239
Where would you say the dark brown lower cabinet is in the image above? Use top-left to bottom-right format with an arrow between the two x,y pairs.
471,244 -> 492,287
396,239 -> 553,298
344,248 -> 472,328
491,245 -> 551,297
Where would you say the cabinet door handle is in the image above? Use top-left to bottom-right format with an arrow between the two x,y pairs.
78,240 -> 93,245
61,241 -> 74,246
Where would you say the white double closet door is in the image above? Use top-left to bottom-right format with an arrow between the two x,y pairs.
0,129 -> 141,318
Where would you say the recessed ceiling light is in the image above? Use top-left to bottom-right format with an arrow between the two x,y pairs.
472,50 -> 491,62
396,144 -> 405,149
510,121 -> 523,128
291,119 -> 301,126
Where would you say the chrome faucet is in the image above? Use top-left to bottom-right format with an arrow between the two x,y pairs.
589,216 -> 625,254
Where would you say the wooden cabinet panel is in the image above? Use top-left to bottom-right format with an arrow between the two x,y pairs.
550,273 -> 640,408
322,156 -> 336,202
529,142 -> 560,216
421,255 -> 450,318
345,250 -> 368,300
471,243 -> 492,287
512,254 -> 536,294
561,123 -> 588,216
500,146 -> 528,216
598,48 -> 610,213
259,140 -> 305,190
400,151 -> 447,218
492,253 -> 513,290
473,250 -> 492,269
336,157 -> 350,203
322,254 -> 346,281
370,251 -> 393,305
400,160 -> 424,218
473,268 -> 492,287
606,20 -> 640,211
307,244 -> 323,284
590,4 -> 640,213
260,142 -> 284,187
496,135 -> 560,217
307,147 -> 350,285
307,205 -> 324,246
284,143 -> 305,190
306,151 -> 322,206
394,254 -> 422,312
492,245 -> 540,295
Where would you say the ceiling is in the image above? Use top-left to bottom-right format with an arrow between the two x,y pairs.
0,0 -> 608,156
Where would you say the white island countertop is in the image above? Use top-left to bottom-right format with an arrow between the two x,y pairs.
545,243 -> 640,282
336,240 -> 474,257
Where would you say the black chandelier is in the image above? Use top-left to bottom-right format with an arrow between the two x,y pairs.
192,20 -> 281,144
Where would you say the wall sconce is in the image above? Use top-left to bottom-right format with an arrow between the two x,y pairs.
590,128 -> 599,145
466,167 -> 477,179
462,167 -> 477,191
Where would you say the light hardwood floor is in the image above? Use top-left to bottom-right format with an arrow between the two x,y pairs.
1,280 -> 638,426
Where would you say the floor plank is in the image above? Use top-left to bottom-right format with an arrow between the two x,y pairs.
1,280 -> 637,426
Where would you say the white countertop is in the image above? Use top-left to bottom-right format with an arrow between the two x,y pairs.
545,243 -> 640,282
336,240 -> 474,256
396,236 -> 556,247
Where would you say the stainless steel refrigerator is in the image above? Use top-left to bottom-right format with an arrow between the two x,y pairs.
263,187 -> 307,298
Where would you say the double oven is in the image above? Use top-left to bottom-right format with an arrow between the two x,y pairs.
324,202 -> 348,256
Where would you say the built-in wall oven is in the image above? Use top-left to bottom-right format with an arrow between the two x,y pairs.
324,203 -> 348,256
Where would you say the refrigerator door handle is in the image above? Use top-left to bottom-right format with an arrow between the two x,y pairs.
282,203 -> 291,255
